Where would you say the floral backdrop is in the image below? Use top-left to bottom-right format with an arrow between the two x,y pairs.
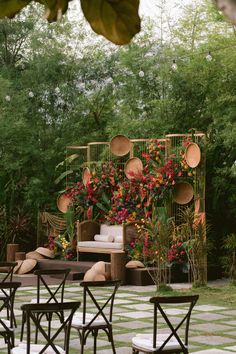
50,138 -> 196,268
65,138 -> 195,224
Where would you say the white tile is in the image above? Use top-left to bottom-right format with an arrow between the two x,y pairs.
116,311 -> 151,319
194,305 -> 226,312
193,350 -> 232,354
225,346 -> 236,352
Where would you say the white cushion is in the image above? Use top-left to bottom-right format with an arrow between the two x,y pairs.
100,224 -> 123,238
11,342 -> 65,354
78,241 -> 123,250
114,235 -> 123,243
71,312 -> 107,327
132,333 -> 184,352
94,234 -> 114,242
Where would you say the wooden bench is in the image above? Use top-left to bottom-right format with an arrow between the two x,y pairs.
77,220 -> 140,283
78,247 -> 125,282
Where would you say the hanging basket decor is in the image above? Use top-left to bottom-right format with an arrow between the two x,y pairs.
173,182 -> 194,205
110,135 -> 132,156
82,167 -> 91,186
57,193 -> 73,213
185,142 -> 201,168
124,157 -> 143,179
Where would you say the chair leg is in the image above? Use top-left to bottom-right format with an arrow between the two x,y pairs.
93,329 -> 98,354
81,329 -> 85,354
108,328 -> 116,354
20,311 -> 25,341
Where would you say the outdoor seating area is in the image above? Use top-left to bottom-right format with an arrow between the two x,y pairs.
0,0 -> 236,353
0,274 -> 236,353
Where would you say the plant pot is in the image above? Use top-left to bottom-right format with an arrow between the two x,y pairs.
6,244 -> 20,262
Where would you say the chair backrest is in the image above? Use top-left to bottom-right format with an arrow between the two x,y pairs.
0,262 -> 17,282
22,301 -> 80,354
0,282 -> 21,328
33,268 -> 71,304
80,280 -> 120,327
150,295 -> 199,352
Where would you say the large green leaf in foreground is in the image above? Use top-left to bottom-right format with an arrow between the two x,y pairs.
0,0 -> 31,18
0,0 -> 141,44
36,0 -> 71,22
0,0 -> 70,21
81,0 -> 141,45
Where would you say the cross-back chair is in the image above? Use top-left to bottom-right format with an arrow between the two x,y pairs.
70,280 -> 120,354
20,268 -> 71,342
12,301 -> 80,354
0,282 -> 21,354
0,262 -> 18,326
132,295 -> 199,354
0,262 -> 17,283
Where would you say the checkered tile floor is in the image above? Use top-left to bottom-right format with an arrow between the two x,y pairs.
1,283 -> 236,353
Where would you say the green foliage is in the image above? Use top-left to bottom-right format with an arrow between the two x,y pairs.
221,233 -> 236,284
0,1 -> 235,263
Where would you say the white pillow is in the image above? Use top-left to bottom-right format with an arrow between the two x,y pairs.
94,234 -> 114,242
100,224 -> 123,237
114,235 -> 123,243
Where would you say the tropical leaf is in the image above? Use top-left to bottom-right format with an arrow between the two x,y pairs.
54,170 -> 73,184
0,0 -> 70,21
55,154 -> 79,170
80,0 -> 141,45
96,202 -> 109,213
101,192 -> 111,207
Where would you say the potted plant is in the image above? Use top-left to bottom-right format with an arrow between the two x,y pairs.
6,210 -> 31,262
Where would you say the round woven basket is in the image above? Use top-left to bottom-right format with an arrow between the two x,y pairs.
17,259 -> 37,275
173,182 -> 194,205
110,135 -> 131,156
36,247 -> 54,259
26,251 -> 45,261
13,260 -> 24,274
124,157 -> 143,179
185,143 -> 201,168
57,194 -> 72,213
82,167 -> 91,186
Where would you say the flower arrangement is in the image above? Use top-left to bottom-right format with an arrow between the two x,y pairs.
60,139 -> 197,265
48,234 -> 77,261
167,240 -> 188,265
64,139 -> 196,226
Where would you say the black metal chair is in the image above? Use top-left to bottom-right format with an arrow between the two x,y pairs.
0,262 -> 18,325
20,268 -> 71,342
132,295 -> 199,354
70,280 -> 120,354
0,282 -> 21,354
0,262 -> 17,283
12,301 -> 80,354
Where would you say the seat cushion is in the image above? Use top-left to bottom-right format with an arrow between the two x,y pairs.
132,333 -> 184,352
11,342 -> 65,354
71,312 -> 107,327
78,241 -> 123,250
